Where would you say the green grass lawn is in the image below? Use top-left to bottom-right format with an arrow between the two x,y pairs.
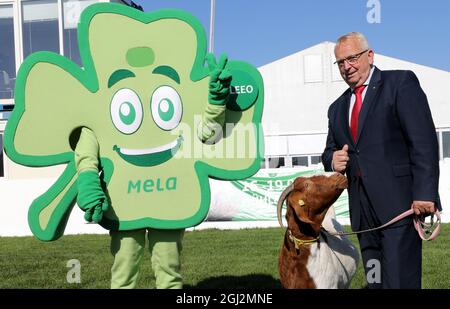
0,224 -> 448,289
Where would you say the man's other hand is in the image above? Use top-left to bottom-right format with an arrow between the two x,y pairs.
412,201 -> 435,216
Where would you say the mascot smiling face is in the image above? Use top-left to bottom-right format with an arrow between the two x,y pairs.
4,3 -> 264,240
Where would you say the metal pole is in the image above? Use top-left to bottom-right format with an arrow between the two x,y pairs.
209,0 -> 215,53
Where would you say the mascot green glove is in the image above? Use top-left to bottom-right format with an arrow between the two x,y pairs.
4,3 -> 264,241
206,53 -> 232,106
76,171 -> 109,223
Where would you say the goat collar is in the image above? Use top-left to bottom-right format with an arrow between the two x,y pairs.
288,229 -> 320,250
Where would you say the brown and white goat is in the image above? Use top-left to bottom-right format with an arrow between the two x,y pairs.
277,173 -> 359,289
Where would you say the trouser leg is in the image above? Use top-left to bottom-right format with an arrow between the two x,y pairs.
148,229 -> 185,289
356,182 -> 422,288
110,229 -> 146,289
381,221 -> 422,288
357,229 -> 383,288
357,182 -> 383,289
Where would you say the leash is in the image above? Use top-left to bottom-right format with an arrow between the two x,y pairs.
322,207 -> 441,241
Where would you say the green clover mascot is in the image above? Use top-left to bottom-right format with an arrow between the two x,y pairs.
4,3 -> 264,288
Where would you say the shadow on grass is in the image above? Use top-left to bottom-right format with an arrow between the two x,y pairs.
185,274 -> 282,289
184,274 -> 368,289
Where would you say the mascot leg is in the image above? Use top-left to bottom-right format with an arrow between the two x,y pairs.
110,229 -> 146,288
148,229 -> 185,289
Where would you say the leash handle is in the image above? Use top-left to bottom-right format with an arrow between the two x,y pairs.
323,208 -> 441,241
414,210 -> 441,241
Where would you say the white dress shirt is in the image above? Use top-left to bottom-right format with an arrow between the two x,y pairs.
348,66 -> 375,125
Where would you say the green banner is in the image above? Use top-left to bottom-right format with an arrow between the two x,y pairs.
208,167 -> 349,221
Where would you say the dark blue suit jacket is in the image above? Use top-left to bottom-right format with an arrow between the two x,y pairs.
322,67 -> 441,230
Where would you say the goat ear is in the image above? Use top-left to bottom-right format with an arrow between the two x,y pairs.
289,192 -> 315,224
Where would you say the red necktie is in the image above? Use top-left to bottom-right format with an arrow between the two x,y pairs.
350,85 -> 366,142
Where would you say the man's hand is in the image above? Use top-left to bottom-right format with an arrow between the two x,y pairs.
412,200 -> 435,216
332,144 -> 349,173
206,53 -> 232,106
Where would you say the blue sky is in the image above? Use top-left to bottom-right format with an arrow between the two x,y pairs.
139,0 -> 450,71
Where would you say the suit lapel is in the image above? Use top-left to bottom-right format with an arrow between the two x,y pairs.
356,67 -> 382,145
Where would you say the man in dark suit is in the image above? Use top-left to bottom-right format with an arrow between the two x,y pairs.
322,32 -> 441,288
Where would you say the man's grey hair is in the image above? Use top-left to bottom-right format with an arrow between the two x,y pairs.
335,32 -> 370,51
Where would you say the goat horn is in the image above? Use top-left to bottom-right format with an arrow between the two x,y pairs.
277,183 -> 294,228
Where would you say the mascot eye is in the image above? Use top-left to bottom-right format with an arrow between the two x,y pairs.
150,85 -> 183,130
110,88 -> 143,134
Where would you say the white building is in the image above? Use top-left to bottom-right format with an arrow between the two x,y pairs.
259,41 -> 450,169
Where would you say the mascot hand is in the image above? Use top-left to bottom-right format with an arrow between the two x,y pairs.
206,53 -> 232,105
76,170 -> 109,223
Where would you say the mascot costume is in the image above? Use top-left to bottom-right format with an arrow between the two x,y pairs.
4,3 -> 264,288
